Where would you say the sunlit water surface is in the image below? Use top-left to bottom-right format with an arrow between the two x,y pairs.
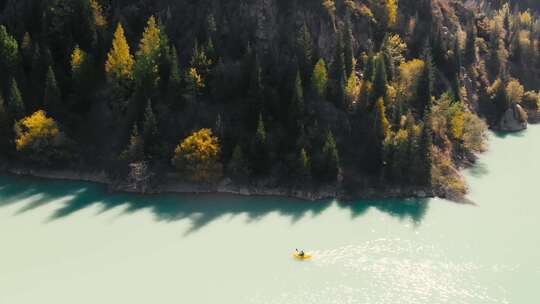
1,127 -> 540,304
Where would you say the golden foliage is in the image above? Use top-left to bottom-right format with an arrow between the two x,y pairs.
172,128 -> 222,182
397,59 -> 425,102
137,16 -> 161,57
15,110 -> 60,151
345,1 -> 374,21
450,110 -> 465,141
488,78 -> 503,96
70,46 -> 86,74
105,23 -> 134,81
387,34 -> 407,63
312,58 -> 328,98
462,112 -> 488,152
386,0 -> 398,27
519,11 -> 533,28
432,146 -> 468,198
506,79 -> 524,104
322,0 -> 336,15
345,72 -> 360,106
90,0 -> 107,28
431,94 -> 487,153
376,97 -> 389,137
187,67 -> 205,91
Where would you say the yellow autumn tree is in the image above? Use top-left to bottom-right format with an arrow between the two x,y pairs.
345,72 -> 360,108
90,0 -> 107,28
186,67 -> 205,95
71,45 -> 86,75
105,23 -> 134,81
15,110 -> 71,163
137,16 -> 161,58
397,58 -> 425,103
386,0 -> 398,27
135,16 -> 162,86
172,128 -> 223,182
506,79 -> 525,104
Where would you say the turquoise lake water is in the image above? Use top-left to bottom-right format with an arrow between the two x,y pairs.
1,126 -> 539,304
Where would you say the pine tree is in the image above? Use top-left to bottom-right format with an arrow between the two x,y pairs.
21,32 -> 32,72
312,58 -> 328,98
121,124 -> 144,162
71,46 -> 87,79
214,113 -> 224,141
381,35 -> 395,81
343,20 -> 354,78
135,16 -> 162,89
189,41 -> 212,77
493,78 -> 509,119
0,95 -> 10,152
418,115 -> 433,186
405,112 -> 417,184
8,78 -> 24,120
44,66 -> 61,115
289,71 -> 305,129
142,100 -> 159,158
296,148 -> 311,179
246,54 -> 264,123
464,26 -> 476,65
320,130 -> 340,182
137,16 -> 161,58
250,113 -> 269,175
415,47 -> 434,118
105,23 -> 135,81
330,36 -> 347,107
227,144 -> 249,180
0,25 -> 18,84
297,22 -> 314,84
451,38 -> 462,99
373,97 -> 389,170
72,0 -> 97,50
331,35 -> 345,84
167,46 -> 182,106
364,49 -> 375,81
370,54 -> 388,106
385,0 -> 398,27
31,45 -> 53,91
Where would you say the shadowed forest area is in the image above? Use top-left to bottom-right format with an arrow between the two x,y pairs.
0,0 -> 539,199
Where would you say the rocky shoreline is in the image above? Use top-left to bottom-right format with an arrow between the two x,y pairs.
1,166 -> 436,202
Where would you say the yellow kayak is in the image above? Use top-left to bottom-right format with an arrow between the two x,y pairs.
293,252 -> 313,260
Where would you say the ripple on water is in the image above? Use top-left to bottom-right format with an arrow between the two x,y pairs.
255,239 -> 510,304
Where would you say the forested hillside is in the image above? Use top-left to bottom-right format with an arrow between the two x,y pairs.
0,0 -> 539,198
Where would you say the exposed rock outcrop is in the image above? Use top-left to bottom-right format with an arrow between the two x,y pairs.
498,104 -> 528,132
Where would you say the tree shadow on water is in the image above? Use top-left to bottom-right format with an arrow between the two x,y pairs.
0,174 -> 431,234
493,130 -> 526,139
338,198 -> 430,226
468,160 -> 489,178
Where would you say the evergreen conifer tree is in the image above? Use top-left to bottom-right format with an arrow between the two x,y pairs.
370,54 -> 388,106
44,66 -> 61,115
250,113 -> 269,175
121,124 -> 144,162
312,58 -> 328,99
320,130 -> 340,182
8,78 -> 24,120
418,115 -> 433,186
142,100 -> 159,158
343,20 -> 354,78
415,47 -> 434,118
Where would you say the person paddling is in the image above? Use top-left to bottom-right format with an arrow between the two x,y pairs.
295,248 -> 305,257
